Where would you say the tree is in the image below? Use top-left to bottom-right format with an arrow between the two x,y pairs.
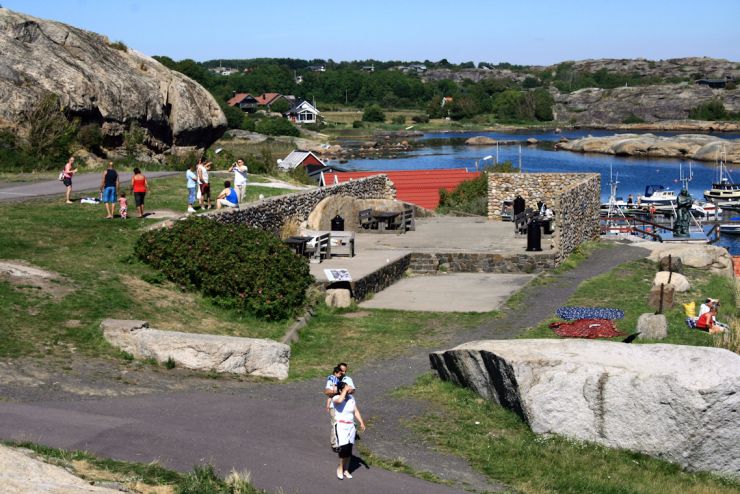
22,93 -> 78,162
270,98 -> 291,114
362,104 -> 385,122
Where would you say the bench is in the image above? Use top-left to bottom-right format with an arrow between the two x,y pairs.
359,209 -> 379,230
514,208 -> 535,235
304,231 -> 331,263
391,206 -> 415,234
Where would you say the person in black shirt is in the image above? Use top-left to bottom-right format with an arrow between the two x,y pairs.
99,161 -> 119,218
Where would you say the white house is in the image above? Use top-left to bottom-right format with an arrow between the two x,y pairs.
285,100 -> 321,124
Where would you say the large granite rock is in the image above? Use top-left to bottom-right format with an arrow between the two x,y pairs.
556,133 -> 740,163
1,445 -> 120,493
653,271 -> 691,292
0,9 -> 226,155
642,243 -> 735,277
101,319 -> 290,379
554,83 -> 740,126
430,339 -> 740,474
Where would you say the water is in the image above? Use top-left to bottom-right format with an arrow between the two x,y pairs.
328,130 -> 740,254
420,129 -> 740,141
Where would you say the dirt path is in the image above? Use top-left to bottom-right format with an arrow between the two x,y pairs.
0,243 -> 647,494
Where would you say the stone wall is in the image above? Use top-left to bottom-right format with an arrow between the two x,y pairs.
409,252 -> 558,274
213,175 -> 394,233
487,173 -> 601,261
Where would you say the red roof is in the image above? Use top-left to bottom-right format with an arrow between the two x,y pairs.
227,92 -> 250,106
255,93 -> 281,106
323,169 -> 481,209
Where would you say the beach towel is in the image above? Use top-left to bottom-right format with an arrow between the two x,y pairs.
548,319 -> 626,339
556,307 -> 624,321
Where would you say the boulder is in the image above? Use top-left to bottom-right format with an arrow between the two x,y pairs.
0,9 -> 226,155
636,313 -> 668,340
1,444 -> 120,493
430,339 -> 740,474
466,136 -> 497,145
526,137 -> 538,145
647,284 -> 675,310
326,289 -> 352,308
658,255 -> 684,273
101,319 -> 290,380
653,271 -> 691,292
643,243 -> 735,278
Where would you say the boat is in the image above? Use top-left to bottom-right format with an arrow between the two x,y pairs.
719,223 -> 740,234
703,149 -> 740,203
638,185 -> 677,206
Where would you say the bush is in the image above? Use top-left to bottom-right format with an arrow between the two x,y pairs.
240,115 -> 256,132
135,217 -> 312,320
269,98 -> 291,114
622,113 -> 646,124
77,124 -> 103,153
303,122 -> 325,132
437,172 -> 489,216
690,99 -> 728,120
254,117 -> 300,137
108,40 -> 128,51
221,103 -> 247,129
23,92 -> 79,164
411,114 -> 430,123
391,115 -> 406,125
352,120 -> 363,128
362,104 -> 385,122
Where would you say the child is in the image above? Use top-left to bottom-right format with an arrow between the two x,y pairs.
118,192 -> 128,219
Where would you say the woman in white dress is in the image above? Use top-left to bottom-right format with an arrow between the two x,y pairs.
229,159 -> 249,203
332,381 -> 366,480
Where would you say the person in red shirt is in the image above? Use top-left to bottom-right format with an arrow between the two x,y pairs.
130,168 -> 149,218
696,308 -> 723,334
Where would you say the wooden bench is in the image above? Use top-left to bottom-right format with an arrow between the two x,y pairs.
304,229 -> 355,257
514,208 -> 535,235
359,209 -> 379,230
304,231 -> 331,262
391,207 -> 415,234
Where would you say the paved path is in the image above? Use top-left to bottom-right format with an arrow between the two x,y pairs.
0,172 -> 179,202
0,243 -> 647,493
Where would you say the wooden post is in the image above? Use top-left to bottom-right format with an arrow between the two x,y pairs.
656,283 -> 665,315
667,254 -> 673,284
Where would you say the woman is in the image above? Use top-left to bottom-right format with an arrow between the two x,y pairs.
62,156 -> 77,204
229,159 -> 249,203
332,381 -> 366,480
130,167 -> 149,218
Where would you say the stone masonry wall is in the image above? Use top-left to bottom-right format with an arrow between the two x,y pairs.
487,173 -> 601,261
212,175 -> 394,233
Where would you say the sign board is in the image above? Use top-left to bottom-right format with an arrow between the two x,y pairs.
324,269 -> 351,282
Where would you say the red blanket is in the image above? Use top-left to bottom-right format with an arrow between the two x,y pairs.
548,319 -> 626,339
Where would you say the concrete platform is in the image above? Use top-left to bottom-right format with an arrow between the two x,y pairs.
359,272 -> 535,312
309,216 -> 554,282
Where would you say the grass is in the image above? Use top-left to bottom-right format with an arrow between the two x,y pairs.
518,257 -> 738,347
0,177 -> 293,360
289,305 -> 493,380
5,441 -> 264,493
397,374 -> 740,494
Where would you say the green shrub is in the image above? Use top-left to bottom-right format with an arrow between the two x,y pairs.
77,124 -> 103,153
303,122 -> 325,131
362,104 -> 385,122
109,40 -> 128,51
689,99 -> 728,120
437,172 -> 489,215
269,98 -> 291,114
240,115 -> 256,132
135,217 -> 312,320
23,92 -> 79,164
221,103 -> 247,129
255,117 -> 300,137
411,114 -> 430,123
391,115 -> 406,125
352,120 -> 363,128
123,121 -> 145,158
622,113 -> 646,124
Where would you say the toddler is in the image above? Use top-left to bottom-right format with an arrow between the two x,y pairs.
118,192 -> 128,219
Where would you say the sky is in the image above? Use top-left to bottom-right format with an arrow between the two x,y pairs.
3,0 -> 739,65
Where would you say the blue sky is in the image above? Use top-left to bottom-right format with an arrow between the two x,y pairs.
4,0 -> 739,65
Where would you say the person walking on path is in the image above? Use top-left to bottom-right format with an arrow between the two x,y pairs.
130,168 -> 149,218
229,159 -> 249,203
186,164 -> 198,213
62,156 -> 78,204
332,380 -> 366,480
216,180 -> 239,209
197,160 -> 212,209
99,161 -> 119,218
324,363 -> 356,450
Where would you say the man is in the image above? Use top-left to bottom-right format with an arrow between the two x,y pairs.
99,161 -> 119,218
229,159 -> 249,203
324,362 -> 356,450
186,164 -> 198,213
216,180 -> 239,209
197,160 -> 212,210
62,156 -> 77,204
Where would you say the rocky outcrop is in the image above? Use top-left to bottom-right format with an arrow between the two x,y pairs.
1,445 -> 121,493
556,133 -> 740,163
101,319 -> 290,379
554,83 -> 740,125
0,8 -> 226,155
641,242 -> 736,278
466,136 -> 497,145
430,339 -> 740,474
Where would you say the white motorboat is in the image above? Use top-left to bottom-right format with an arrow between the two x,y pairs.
704,150 -> 740,204
719,223 -> 740,234
638,185 -> 677,206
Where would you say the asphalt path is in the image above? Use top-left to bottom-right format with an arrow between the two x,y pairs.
0,243 -> 648,493
0,171 -> 179,202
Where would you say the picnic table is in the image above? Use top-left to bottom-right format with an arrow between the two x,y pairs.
372,210 -> 402,232
284,236 -> 313,256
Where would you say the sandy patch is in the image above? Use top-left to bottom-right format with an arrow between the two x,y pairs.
341,311 -> 371,319
0,260 -> 74,299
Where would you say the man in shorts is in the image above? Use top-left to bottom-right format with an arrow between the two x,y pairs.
99,161 -> 119,218
216,180 -> 239,209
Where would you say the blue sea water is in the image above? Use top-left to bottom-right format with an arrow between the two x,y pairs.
328,130 -> 740,254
